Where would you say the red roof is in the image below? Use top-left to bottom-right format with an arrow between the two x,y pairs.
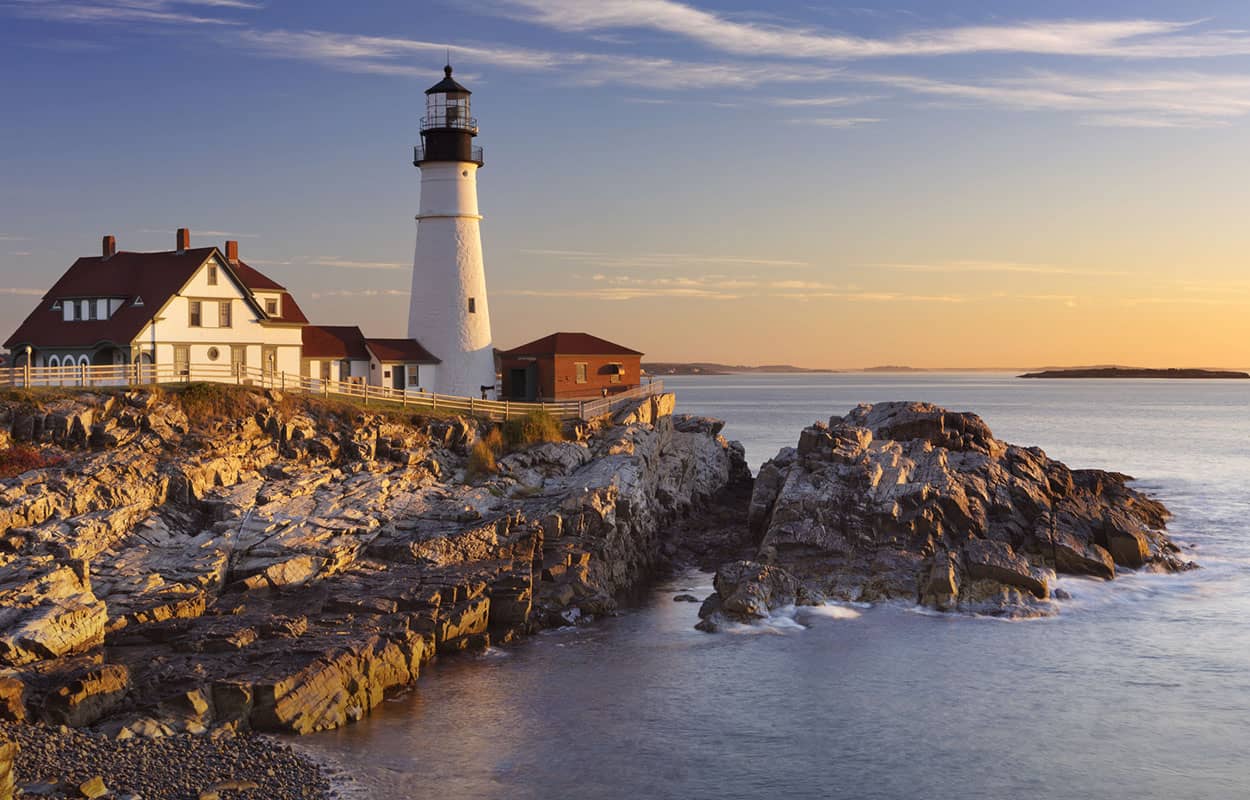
366,338 -> 440,363
230,260 -> 286,291
302,325 -> 370,360
501,332 -> 643,357
4,247 -> 303,350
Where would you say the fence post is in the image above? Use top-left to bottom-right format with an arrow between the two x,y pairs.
402,390 -> 407,409
24,361 -> 30,389
504,400 -> 510,420
470,397 -> 475,416
281,372 -> 286,392
80,362 -> 87,387
432,394 -> 437,413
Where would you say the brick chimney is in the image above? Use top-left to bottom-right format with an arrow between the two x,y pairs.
225,240 -> 239,266
102,235 -> 116,259
175,228 -> 190,253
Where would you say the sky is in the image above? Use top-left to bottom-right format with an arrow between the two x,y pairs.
2,0 -> 1249,369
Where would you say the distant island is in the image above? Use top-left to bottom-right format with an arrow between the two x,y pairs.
644,362 -> 835,376
1021,368 -> 1250,380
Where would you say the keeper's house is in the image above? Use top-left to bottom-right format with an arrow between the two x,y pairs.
4,229 -> 306,377
4,229 -> 440,392
499,332 -> 642,401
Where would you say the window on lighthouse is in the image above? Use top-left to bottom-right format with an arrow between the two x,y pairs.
468,297 -> 476,313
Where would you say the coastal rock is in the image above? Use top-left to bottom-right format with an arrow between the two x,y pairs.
701,401 -> 1192,624
41,664 -> 130,728
0,386 -> 747,738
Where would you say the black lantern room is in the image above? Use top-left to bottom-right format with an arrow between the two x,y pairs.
414,65 -> 484,167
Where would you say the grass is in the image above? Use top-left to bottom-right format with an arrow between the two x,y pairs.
501,409 -> 563,450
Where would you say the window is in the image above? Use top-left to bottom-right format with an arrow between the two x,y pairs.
408,368 -> 420,387
610,363 -> 623,384
63,302 -> 75,322
133,296 -> 144,307
207,347 -> 220,362
265,298 -> 278,316
575,362 -> 588,384
207,264 -> 218,285
219,300 -> 232,328
467,297 -> 476,314
189,300 -> 202,327
321,361 -> 332,381
80,300 -> 91,321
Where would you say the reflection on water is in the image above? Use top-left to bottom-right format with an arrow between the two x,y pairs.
299,374 -> 1250,800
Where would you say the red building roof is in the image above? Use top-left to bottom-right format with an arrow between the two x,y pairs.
365,338 -> 440,364
501,332 -> 643,357
302,325 -> 370,360
4,246 -> 303,350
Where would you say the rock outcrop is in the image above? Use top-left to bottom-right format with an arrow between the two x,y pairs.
0,386 -> 746,736
701,402 -> 1193,625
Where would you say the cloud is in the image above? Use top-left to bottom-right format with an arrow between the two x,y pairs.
492,2 -> 1250,60
876,260 -> 1129,277
0,235 -> 26,241
768,95 -> 879,107
786,116 -> 880,128
226,27 -> 840,88
308,288 -> 410,299
853,70 -> 1250,127
312,257 -> 408,270
0,287 -> 47,296
520,248 -> 808,269
138,228 -> 260,238
9,0 -> 251,26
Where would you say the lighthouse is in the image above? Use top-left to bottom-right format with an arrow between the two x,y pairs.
408,65 -> 496,397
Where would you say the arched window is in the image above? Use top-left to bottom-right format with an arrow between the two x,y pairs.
48,355 -> 60,368
78,355 -> 90,368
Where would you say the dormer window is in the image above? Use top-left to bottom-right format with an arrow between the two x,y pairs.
51,301 -> 61,311
133,296 -> 144,307
207,263 -> 218,286
265,298 -> 278,316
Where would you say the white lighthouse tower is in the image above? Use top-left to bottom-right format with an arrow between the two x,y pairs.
408,64 -> 496,397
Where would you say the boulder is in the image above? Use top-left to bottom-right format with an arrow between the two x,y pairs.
728,401 -> 1189,621
963,540 -> 1048,598
0,736 -> 15,800
42,664 -> 131,727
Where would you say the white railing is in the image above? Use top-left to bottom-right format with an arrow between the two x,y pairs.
0,362 -> 665,423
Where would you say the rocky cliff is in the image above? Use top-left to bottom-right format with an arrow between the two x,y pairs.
699,402 -> 1194,628
0,386 -> 747,739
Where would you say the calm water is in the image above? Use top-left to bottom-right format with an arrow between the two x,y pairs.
300,373 -> 1250,799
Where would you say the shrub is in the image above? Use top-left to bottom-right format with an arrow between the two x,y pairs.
466,439 -> 497,480
0,444 -> 63,479
174,383 -> 263,421
501,409 -> 563,451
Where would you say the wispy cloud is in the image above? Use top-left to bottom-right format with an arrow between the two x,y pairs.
787,116 -> 880,128
309,288 -> 410,299
768,95 -> 878,107
493,2 -> 1250,60
312,257 -> 408,271
853,70 -> 1250,127
0,235 -> 26,241
9,0 -> 252,26
520,248 -> 809,269
876,260 -> 1129,277
0,287 -> 46,296
138,228 -> 260,238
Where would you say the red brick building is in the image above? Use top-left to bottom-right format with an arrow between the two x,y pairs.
499,332 -> 643,401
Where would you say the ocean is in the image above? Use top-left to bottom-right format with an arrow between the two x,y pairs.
298,373 -> 1250,799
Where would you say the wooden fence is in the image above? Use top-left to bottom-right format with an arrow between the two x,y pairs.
0,361 -> 665,423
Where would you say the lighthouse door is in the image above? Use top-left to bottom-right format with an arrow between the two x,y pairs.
392,365 -> 406,390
